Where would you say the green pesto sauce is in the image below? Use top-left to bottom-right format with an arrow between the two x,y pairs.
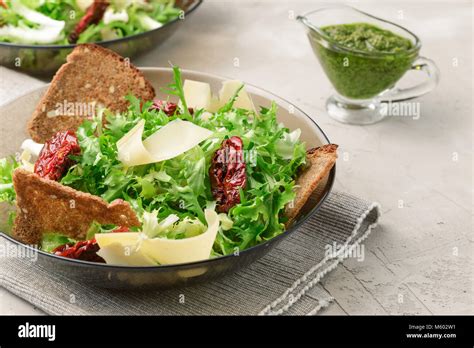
309,23 -> 417,99
322,23 -> 413,53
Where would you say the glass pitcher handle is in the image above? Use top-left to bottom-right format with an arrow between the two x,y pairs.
381,57 -> 440,103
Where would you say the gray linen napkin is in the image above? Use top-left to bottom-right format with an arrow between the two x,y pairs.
0,191 -> 380,315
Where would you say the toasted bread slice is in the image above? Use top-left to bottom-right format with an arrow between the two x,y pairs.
27,44 -> 155,143
12,168 -> 140,245
285,144 -> 338,225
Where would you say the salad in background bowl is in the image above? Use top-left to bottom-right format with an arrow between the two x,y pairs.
0,0 -> 202,77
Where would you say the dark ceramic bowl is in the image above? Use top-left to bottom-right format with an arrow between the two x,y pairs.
0,0 -> 202,78
0,68 -> 335,289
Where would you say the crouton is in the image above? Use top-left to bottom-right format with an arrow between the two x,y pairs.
12,168 -> 140,245
285,144 -> 338,226
27,44 -> 155,143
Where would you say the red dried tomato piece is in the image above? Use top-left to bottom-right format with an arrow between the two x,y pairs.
53,239 -> 105,263
210,136 -> 247,213
34,130 -> 81,181
150,100 -> 178,116
112,226 -> 130,233
150,100 -> 194,116
68,0 -> 109,43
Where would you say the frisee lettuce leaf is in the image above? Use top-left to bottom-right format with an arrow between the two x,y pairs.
142,210 -> 206,239
40,233 -> 76,253
0,67 -> 306,256
0,0 -> 180,45
57,67 -> 306,255
0,156 -> 19,204
161,65 -> 192,120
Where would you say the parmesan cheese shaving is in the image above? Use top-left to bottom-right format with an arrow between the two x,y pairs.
21,139 -> 44,157
182,79 -> 256,113
116,120 -> 154,167
116,119 -> 213,167
183,80 -> 212,110
96,209 -> 220,266
219,80 -> 257,112
19,150 -> 35,172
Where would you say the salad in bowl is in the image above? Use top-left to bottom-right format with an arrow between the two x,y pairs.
0,0 -> 182,44
0,44 -> 338,267
0,0 -> 201,76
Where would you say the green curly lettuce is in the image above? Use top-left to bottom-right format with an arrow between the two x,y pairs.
0,0 -> 181,45
0,67 -> 307,256
0,156 -> 19,204
59,67 -> 307,256
40,233 -> 76,252
0,156 -> 20,233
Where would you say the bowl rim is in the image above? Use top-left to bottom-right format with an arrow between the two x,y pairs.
0,67 -> 336,270
0,0 -> 203,49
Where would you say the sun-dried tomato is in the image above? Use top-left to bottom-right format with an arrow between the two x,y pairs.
53,239 -> 105,263
68,0 -> 109,43
210,136 -> 246,213
150,100 -> 178,116
112,226 -> 130,233
150,100 -> 194,116
34,130 -> 81,181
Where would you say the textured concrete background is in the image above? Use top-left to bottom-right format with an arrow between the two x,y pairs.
0,0 -> 472,314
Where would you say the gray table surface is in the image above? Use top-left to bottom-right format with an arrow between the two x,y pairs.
0,0 -> 472,315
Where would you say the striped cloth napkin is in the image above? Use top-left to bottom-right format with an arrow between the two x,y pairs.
0,191 -> 380,315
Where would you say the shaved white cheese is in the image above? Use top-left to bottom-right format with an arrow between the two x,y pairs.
137,14 -> 163,30
96,234 -> 157,266
142,210 -> 220,265
117,119 -> 213,167
183,80 -> 212,110
96,232 -> 145,248
19,139 -> 43,172
116,119 -> 154,167
219,80 -> 256,112
103,9 -> 129,24
207,95 -> 221,113
21,139 -> 43,157
199,111 -> 213,122
19,150 -> 34,172
96,209 -> 220,266
142,119 -> 213,162
182,79 -> 256,113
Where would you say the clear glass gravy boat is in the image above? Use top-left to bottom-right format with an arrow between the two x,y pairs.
298,6 -> 440,125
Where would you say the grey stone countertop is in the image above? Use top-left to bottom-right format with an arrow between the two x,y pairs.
0,0 -> 472,315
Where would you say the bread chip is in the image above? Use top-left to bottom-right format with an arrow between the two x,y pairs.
285,144 -> 338,226
12,168 -> 140,245
27,44 -> 155,143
